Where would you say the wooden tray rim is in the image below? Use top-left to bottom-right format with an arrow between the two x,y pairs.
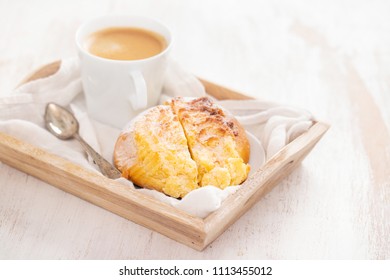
0,61 -> 329,251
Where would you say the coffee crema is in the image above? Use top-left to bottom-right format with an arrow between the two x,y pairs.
85,27 -> 167,60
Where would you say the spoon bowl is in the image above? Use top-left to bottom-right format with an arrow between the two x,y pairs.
45,103 -> 79,140
44,103 -> 122,179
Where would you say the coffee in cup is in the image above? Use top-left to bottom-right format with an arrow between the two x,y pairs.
76,15 -> 172,129
85,27 -> 167,61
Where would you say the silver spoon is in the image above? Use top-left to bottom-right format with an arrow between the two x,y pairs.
44,103 -> 122,179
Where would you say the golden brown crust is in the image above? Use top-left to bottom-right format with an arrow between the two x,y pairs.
168,97 -> 250,188
114,97 -> 251,197
169,97 -> 250,163
114,105 -> 199,198
229,114 -> 250,163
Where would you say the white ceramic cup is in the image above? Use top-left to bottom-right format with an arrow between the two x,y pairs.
76,15 -> 172,128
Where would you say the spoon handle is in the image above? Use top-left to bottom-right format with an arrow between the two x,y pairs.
74,133 -> 122,179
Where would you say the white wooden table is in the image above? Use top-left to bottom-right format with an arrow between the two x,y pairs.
0,0 -> 389,259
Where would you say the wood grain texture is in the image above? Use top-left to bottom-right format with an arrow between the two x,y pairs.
0,60 -> 328,251
199,78 -> 254,100
204,122 -> 328,246
0,132 -> 206,250
18,60 -> 61,86
0,0 -> 388,259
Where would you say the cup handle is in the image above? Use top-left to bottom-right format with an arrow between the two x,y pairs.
128,71 -> 147,110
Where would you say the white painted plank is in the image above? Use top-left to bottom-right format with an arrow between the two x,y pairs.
0,0 -> 389,259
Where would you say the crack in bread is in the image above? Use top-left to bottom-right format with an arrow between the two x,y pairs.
168,97 -> 250,188
114,105 -> 199,198
114,97 -> 250,198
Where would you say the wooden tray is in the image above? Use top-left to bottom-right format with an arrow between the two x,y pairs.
0,61 -> 329,251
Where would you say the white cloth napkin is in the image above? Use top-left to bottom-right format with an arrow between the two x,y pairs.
0,58 -> 313,218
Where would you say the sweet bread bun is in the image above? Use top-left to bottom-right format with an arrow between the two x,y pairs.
167,97 -> 250,187
114,97 -> 250,198
114,105 -> 199,198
